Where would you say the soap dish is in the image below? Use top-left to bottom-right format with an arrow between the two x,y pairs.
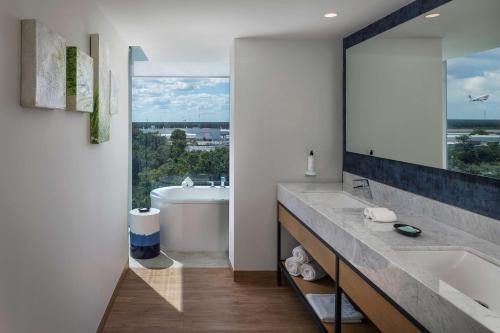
393,224 -> 422,237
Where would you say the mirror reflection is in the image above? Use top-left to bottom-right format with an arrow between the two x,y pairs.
346,0 -> 500,179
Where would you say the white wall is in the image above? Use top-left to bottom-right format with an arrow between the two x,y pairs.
0,2 -> 129,333
346,38 -> 444,168
230,38 -> 343,271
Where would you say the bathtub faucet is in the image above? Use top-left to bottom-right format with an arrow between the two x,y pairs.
220,176 -> 226,188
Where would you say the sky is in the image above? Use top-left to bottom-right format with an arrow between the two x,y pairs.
132,77 -> 229,122
447,47 -> 500,120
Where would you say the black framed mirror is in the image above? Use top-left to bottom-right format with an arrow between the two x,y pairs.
343,0 -> 500,220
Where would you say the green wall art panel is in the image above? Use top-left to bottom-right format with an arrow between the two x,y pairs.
90,34 -> 110,144
21,19 -> 66,109
109,71 -> 119,114
66,47 -> 93,112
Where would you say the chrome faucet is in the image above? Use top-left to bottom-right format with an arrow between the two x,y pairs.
208,181 -> 215,188
353,178 -> 372,199
353,178 -> 369,189
220,176 -> 226,188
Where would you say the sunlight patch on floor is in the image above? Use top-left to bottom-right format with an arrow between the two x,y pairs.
132,266 -> 185,312
128,250 -> 229,312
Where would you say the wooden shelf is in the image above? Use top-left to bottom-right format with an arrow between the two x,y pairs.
280,263 -> 379,333
282,261 -> 335,294
339,261 -> 419,333
279,205 -> 337,279
291,274 -> 335,294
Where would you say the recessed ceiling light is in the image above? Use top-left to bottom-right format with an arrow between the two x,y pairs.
324,12 -> 338,18
425,13 -> 440,18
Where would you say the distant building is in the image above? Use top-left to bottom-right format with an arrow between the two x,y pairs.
159,132 -> 197,139
140,125 -> 230,141
447,133 -> 500,145
186,146 -> 216,152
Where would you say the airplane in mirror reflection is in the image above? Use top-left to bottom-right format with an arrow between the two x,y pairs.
468,94 -> 489,102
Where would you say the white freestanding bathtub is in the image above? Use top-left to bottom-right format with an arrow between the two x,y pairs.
150,186 -> 229,252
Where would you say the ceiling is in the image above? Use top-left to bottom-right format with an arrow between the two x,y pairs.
375,0 -> 500,59
97,0 -> 413,73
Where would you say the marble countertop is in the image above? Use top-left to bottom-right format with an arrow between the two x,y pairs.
278,182 -> 500,333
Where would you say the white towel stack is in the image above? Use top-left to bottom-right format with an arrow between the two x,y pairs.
305,293 -> 364,323
363,207 -> 398,223
284,246 -> 309,276
292,245 -> 311,264
300,261 -> 326,281
285,257 -> 302,276
284,246 -> 326,281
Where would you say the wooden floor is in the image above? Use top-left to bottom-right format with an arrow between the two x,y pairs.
102,267 -> 319,332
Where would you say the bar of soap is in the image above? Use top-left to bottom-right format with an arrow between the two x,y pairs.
399,225 -> 418,233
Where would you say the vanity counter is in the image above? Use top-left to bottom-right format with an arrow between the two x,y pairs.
278,182 -> 500,333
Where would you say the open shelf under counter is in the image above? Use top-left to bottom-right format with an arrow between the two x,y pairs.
279,262 -> 379,333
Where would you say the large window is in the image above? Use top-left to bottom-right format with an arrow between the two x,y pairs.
447,47 -> 500,178
132,77 -> 230,207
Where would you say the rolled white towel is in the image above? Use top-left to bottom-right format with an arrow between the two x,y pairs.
292,245 -> 311,264
305,293 -> 364,323
285,257 -> 302,276
363,207 -> 397,223
300,261 -> 326,281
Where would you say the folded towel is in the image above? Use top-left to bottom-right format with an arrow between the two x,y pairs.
285,257 -> 302,276
292,245 -> 311,264
363,207 -> 397,223
300,261 -> 326,281
181,177 -> 194,188
305,293 -> 364,323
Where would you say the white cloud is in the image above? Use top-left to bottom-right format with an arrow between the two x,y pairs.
449,69 -> 500,102
131,77 -> 229,122
462,76 -> 486,93
447,46 -> 500,118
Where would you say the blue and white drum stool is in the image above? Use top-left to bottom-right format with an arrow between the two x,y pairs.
129,208 -> 160,259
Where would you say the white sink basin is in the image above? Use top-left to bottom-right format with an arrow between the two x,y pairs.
301,192 -> 369,209
397,250 -> 500,314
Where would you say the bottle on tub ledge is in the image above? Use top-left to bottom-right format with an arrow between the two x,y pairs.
305,150 -> 317,177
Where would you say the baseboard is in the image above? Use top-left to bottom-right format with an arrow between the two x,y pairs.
96,259 -> 129,333
233,270 -> 277,284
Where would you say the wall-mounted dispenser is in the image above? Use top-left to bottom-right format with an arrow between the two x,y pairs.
305,150 -> 316,177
